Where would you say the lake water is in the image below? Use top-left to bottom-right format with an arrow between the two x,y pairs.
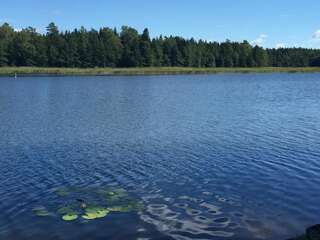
0,74 -> 319,240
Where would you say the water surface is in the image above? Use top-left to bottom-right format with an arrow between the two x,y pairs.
0,74 -> 320,240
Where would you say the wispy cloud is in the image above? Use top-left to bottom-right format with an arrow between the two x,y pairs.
312,30 -> 320,41
307,29 -> 320,48
36,28 -> 46,34
252,34 -> 268,46
275,43 -> 285,49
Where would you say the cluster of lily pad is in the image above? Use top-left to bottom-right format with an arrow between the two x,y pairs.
33,186 -> 143,222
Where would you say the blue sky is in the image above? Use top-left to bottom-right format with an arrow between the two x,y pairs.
1,0 -> 320,48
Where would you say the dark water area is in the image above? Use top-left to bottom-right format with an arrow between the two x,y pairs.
0,74 -> 319,240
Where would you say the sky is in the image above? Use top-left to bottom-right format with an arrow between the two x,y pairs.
1,0 -> 320,49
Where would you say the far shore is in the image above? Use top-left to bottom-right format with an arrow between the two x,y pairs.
1,67 -> 320,76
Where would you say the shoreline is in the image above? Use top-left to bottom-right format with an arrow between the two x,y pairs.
1,67 -> 320,77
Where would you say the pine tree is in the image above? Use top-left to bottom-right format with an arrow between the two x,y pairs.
140,28 -> 152,67
46,23 -> 65,67
0,23 -> 14,66
253,46 -> 268,67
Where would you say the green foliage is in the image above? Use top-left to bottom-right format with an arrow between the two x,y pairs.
140,28 -> 152,66
82,207 -> 109,220
1,23 -> 320,68
0,23 -> 14,66
253,46 -> 268,67
120,26 -> 142,67
2,66 -> 320,76
0,41 -> 8,66
33,186 -> 143,223
62,213 -> 78,221
99,27 -> 122,67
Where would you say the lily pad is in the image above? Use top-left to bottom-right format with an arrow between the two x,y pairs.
100,188 -> 129,203
82,207 -> 109,220
62,213 -> 78,221
33,186 -> 142,222
57,206 -> 76,215
82,211 -> 108,220
33,207 -> 50,217
86,206 -> 108,212
82,212 -> 98,220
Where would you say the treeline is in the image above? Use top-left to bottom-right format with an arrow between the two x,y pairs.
1,22 -> 320,68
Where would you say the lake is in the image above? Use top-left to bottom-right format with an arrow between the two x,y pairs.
0,74 -> 319,240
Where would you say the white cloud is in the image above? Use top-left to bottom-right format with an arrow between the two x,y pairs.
36,28 -> 45,34
252,34 -> 268,46
14,28 -> 22,32
312,30 -> 320,41
275,43 -> 285,49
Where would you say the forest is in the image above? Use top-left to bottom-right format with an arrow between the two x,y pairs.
1,22 -> 320,68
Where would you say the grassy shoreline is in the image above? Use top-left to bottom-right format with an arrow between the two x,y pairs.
1,67 -> 320,76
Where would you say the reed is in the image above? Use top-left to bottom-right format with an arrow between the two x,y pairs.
1,67 -> 320,76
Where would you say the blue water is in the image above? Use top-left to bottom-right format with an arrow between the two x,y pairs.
0,74 -> 319,240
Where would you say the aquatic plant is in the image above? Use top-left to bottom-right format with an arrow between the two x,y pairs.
82,207 -> 109,220
33,186 -> 143,222
57,206 -> 76,215
33,206 -> 50,217
62,213 -> 78,221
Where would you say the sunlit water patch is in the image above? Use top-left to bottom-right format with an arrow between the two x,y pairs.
137,180 -> 277,240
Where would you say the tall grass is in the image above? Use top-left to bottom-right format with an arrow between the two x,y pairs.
1,67 -> 320,76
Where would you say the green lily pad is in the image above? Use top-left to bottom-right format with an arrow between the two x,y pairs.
33,207 -> 50,217
35,210 -> 50,217
62,213 -> 78,221
82,211 -> 108,220
82,212 -> 98,220
33,186 -> 142,222
33,206 -> 47,211
57,206 -> 75,215
82,207 -> 109,220
86,206 -> 107,212
99,187 -> 129,203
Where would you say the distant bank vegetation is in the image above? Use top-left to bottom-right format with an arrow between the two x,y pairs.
1,22 -> 320,69
1,67 -> 320,76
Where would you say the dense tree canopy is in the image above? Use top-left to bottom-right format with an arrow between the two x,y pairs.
1,23 -> 320,68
